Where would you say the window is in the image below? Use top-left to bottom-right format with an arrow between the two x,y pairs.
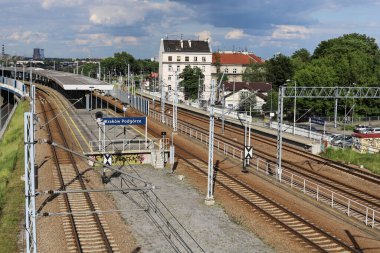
224,68 -> 229,73
177,65 -> 180,71
233,68 -> 237,74
168,56 -> 172,61
201,66 -> 205,72
194,56 -> 198,62
168,64 -> 172,71
168,85 -> 171,90
185,56 -> 189,62
202,56 -> 206,62
177,56 -> 181,61
168,75 -> 172,81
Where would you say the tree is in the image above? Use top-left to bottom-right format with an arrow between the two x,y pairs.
291,48 -> 311,71
243,62 -> 266,82
265,54 -> 293,89
238,90 -> 257,113
178,66 -> 204,100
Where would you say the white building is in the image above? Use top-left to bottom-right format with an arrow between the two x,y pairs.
223,82 -> 272,112
158,39 -> 212,102
211,51 -> 264,82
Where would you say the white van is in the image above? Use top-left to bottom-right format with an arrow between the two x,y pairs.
370,127 -> 380,133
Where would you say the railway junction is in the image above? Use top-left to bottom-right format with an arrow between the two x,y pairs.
1,68 -> 380,252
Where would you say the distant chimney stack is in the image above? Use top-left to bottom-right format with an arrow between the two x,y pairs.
188,40 -> 191,48
180,40 -> 183,48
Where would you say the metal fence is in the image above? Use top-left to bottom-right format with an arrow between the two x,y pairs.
149,108 -> 379,230
89,138 -> 169,153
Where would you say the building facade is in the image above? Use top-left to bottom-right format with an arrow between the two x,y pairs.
211,51 -> 264,82
158,39 -> 212,102
33,48 -> 45,60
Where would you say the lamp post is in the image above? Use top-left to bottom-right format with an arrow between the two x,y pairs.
89,86 -> 94,116
287,79 -> 297,135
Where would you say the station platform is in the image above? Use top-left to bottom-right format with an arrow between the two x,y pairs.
72,108 -> 169,168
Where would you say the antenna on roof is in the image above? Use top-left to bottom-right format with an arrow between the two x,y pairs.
180,34 -> 183,40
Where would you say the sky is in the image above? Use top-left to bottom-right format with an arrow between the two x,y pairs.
1,0 -> 380,60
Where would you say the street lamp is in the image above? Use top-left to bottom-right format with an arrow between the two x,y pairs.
89,86 -> 94,116
286,79 -> 297,135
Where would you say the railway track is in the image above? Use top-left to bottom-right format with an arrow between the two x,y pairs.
141,104 -> 380,229
38,88 -> 119,253
173,107 -> 380,185
174,144 -> 357,252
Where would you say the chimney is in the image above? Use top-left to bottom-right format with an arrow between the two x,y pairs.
188,40 -> 191,48
180,40 -> 183,48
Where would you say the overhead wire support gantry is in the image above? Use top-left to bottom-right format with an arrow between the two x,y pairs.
276,85 -> 380,182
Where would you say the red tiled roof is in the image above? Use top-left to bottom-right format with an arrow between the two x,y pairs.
212,52 -> 264,65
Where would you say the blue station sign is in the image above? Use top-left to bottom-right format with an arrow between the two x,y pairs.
310,117 -> 325,126
102,117 -> 146,125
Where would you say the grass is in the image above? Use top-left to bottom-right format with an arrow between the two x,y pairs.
0,101 -> 28,252
321,147 -> 380,175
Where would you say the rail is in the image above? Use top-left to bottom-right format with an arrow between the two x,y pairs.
149,109 -> 380,230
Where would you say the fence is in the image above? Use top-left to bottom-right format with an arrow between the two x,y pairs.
89,138 -> 169,153
149,108 -> 379,229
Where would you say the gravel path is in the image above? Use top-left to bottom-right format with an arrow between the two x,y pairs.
109,165 -> 274,253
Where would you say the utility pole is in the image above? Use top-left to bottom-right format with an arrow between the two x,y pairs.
276,83 -> 286,182
173,72 -> 178,132
161,80 -> 165,123
293,80 -> 297,135
205,79 -> 215,205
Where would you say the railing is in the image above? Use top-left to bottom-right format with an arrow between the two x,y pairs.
148,108 -> 379,230
89,138 -> 169,153
251,156 -> 379,229
0,76 -> 27,97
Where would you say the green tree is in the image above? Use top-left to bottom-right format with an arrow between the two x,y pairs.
291,48 -> 311,71
265,54 -> 294,88
238,91 -> 257,112
243,62 -> 266,82
178,66 -> 204,100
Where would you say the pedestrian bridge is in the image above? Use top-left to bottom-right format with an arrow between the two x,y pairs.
0,76 -> 27,98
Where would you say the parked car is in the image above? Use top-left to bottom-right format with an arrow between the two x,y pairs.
339,136 -> 353,148
354,125 -> 371,133
331,135 -> 347,146
326,134 -> 342,143
370,127 -> 380,133
333,136 -> 352,147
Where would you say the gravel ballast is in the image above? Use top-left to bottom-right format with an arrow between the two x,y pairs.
109,165 -> 274,253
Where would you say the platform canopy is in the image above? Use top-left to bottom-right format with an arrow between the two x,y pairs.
3,67 -> 114,91
33,69 -> 114,91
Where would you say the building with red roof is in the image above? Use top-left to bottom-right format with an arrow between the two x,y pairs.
212,51 -> 264,83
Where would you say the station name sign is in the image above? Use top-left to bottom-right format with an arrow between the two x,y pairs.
310,117 -> 325,126
102,117 -> 146,125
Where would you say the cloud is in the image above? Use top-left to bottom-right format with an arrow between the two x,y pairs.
7,31 -> 48,44
41,0 -> 83,9
271,25 -> 311,39
89,0 -> 181,26
195,30 -> 211,41
74,33 -> 139,47
225,29 -> 249,40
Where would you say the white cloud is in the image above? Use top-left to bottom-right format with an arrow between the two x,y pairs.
41,0 -> 83,9
89,0 -> 181,26
195,30 -> 212,41
7,31 -> 48,44
74,33 -> 139,47
225,29 -> 249,40
271,25 -> 311,39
